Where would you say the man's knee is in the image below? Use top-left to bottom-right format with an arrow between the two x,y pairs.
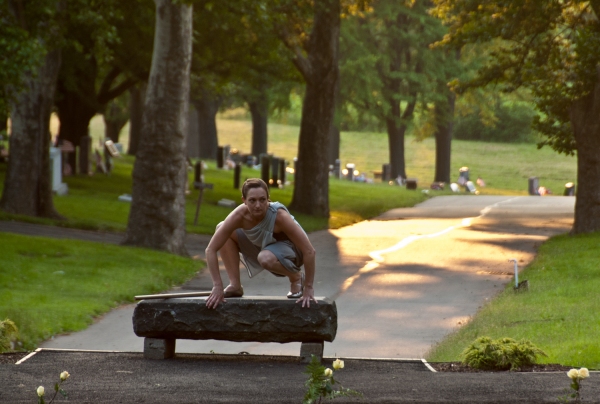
257,250 -> 278,270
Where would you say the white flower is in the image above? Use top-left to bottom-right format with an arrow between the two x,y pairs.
324,368 -> 333,377
579,368 -> 589,379
60,371 -> 70,381
37,386 -> 45,397
567,369 -> 579,380
333,359 -> 344,370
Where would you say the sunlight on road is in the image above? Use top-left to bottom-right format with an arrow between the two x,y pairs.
339,197 -> 522,293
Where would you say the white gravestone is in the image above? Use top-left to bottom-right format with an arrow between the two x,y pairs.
49,147 -> 68,195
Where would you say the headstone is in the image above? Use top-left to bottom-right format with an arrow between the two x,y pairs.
270,156 -> 280,187
564,182 -> 575,196
49,147 -> 68,195
333,159 -> 341,179
260,154 -> 270,185
216,146 -> 225,169
528,177 -> 539,195
79,136 -> 92,175
406,178 -> 418,190
382,164 -> 391,182
233,162 -> 242,189
345,163 -> 355,181
278,159 -> 286,187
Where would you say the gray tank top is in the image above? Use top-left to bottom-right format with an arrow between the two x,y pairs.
243,202 -> 303,249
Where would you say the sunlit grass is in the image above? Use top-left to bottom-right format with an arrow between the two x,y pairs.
0,233 -> 201,350
426,232 -> 600,369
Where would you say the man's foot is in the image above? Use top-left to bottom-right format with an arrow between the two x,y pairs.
287,272 -> 304,299
224,285 -> 244,298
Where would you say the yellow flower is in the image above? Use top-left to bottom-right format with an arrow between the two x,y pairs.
579,368 -> 589,379
324,368 -> 333,377
567,369 -> 579,380
37,386 -> 45,397
60,371 -> 70,381
333,359 -> 344,370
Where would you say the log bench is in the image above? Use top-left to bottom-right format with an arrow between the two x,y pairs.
132,296 -> 337,362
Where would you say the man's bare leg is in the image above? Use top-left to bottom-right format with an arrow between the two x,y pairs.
257,250 -> 302,294
219,230 -> 244,295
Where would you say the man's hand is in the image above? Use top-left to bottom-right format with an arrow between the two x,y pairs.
296,285 -> 318,308
205,286 -> 226,309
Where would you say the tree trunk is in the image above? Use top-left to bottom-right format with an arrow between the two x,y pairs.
570,67 -> 600,234
103,99 -> 129,143
191,93 -> 219,160
328,76 -> 341,165
0,49 -> 64,219
434,90 -> 456,184
128,82 -> 146,156
289,0 -> 340,217
0,111 -> 6,133
122,0 -> 192,256
249,95 -> 268,158
55,56 -> 98,173
386,115 -> 407,180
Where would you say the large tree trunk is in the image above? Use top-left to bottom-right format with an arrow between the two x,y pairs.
191,93 -> 219,160
55,53 -> 98,173
570,67 -> 600,234
386,115 -> 407,180
0,111 -> 6,133
122,0 -> 192,255
249,94 -> 268,158
328,76 -> 341,165
289,0 -> 340,217
128,82 -> 146,156
434,90 -> 456,184
0,49 -> 63,219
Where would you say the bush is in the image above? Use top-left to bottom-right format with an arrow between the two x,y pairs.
0,319 -> 18,352
454,102 -> 539,143
461,336 -> 547,370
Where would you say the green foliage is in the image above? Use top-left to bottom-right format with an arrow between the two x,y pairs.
432,0 -> 600,155
0,318 -> 18,352
303,356 -> 361,404
453,102 -> 539,143
461,336 -> 547,371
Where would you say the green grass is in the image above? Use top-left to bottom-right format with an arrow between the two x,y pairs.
0,232 -> 201,351
426,232 -> 600,369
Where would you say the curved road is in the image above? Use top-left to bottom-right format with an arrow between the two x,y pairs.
39,195 -> 574,359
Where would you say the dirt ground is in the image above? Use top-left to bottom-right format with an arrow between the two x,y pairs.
2,350 -> 599,403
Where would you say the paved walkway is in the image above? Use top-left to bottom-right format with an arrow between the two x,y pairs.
2,195 -> 575,359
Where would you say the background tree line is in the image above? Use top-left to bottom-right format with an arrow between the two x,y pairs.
1,0 -> 598,255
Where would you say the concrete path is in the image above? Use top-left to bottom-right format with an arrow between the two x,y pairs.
2,195 -> 574,359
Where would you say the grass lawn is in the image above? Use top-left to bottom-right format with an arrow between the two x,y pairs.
1,114 -> 592,367
426,232 -> 600,369
0,232 -> 201,351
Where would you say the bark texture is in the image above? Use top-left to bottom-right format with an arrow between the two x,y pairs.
570,67 -> 600,234
128,83 -> 146,156
191,88 -> 220,160
289,0 -> 340,217
249,96 -> 268,158
122,0 -> 192,255
434,90 -> 456,184
0,50 -> 63,218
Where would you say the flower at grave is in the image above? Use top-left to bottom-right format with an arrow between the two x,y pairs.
578,368 -> 589,379
333,359 -> 344,370
60,371 -> 70,381
324,368 -> 333,377
37,386 -> 45,397
567,369 -> 579,379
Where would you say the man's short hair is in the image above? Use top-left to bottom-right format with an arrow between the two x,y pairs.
242,178 -> 270,199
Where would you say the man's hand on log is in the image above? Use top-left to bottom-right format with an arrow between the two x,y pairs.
206,286 -> 225,309
296,285 -> 318,308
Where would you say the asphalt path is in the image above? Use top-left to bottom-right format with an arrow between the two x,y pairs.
30,195 -> 574,359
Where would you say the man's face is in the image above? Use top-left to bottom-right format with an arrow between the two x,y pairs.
243,187 -> 269,220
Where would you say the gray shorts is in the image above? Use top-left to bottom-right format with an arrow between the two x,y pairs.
236,229 -> 303,278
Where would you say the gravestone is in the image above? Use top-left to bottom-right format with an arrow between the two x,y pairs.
528,177 -> 539,195
270,156 -> 280,187
278,159 -> 287,187
260,154 -> 270,185
79,136 -> 92,175
49,147 -> 68,195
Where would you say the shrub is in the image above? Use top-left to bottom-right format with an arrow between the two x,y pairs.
0,318 -> 19,352
461,336 -> 547,370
